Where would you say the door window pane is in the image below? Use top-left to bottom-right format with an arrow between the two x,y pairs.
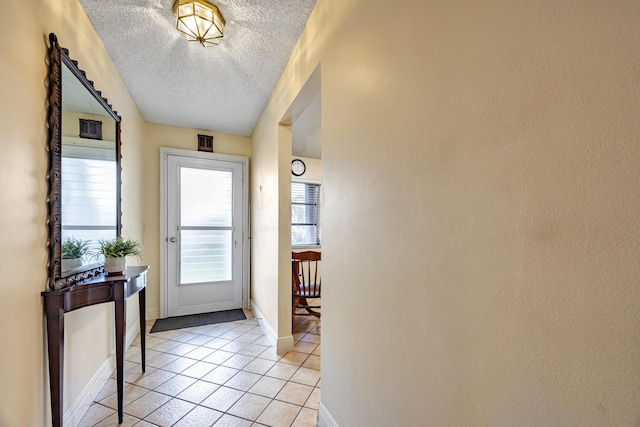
181,168 -> 233,227
180,229 -> 232,284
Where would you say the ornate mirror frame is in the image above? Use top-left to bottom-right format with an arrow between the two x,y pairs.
46,33 -> 122,290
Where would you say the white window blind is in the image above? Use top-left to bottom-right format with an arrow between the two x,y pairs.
61,144 -> 117,251
291,182 -> 321,246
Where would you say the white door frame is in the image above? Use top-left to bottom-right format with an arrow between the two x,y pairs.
160,147 -> 249,319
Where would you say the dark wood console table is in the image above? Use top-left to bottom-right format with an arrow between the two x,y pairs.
42,266 -> 149,427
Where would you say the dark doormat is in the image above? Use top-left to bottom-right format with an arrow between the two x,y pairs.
150,309 -> 246,333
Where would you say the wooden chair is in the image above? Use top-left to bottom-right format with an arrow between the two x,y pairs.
292,251 -> 321,320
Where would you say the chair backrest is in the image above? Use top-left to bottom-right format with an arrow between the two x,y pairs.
292,251 -> 321,296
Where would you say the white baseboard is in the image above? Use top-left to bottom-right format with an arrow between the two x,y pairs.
251,301 -> 276,345
146,307 -> 160,321
126,317 -> 141,348
64,317 -> 141,427
318,402 -> 339,427
63,355 -> 115,427
276,335 -> 294,354
251,301 -> 294,355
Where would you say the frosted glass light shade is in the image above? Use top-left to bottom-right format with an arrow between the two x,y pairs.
173,0 -> 225,46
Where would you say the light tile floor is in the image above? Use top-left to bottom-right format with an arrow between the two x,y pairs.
79,311 -> 321,427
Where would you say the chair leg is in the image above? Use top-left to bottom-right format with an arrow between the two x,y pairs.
305,308 -> 321,317
293,296 -> 321,319
292,295 -> 299,319
299,297 -> 320,317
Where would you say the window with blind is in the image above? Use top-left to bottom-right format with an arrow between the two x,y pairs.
291,182 -> 321,247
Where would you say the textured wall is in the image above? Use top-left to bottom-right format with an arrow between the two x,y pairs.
0,0 -> 146,425
250,116 -> 287,339
253,0 -> 640,425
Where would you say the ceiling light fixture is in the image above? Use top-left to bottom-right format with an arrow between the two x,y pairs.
173,0 -> 225,47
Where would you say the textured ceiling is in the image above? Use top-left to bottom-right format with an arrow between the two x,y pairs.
79,0 -> 317,136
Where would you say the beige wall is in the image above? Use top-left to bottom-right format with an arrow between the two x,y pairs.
0,0 -> 147,425
253,0 -> 640,425
140,122 -> 251,317
249,120 -> 285,341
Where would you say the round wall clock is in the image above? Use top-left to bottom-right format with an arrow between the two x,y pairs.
291,159 -> 306,176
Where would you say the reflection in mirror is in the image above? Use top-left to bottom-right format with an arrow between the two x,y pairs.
46,33 -> 121,289
60,62 -> 117,273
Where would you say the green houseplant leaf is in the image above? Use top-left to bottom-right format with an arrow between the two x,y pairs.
98,236 -> 142,260
61,237 -> 91,259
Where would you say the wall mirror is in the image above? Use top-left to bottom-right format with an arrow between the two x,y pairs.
46,33 -> 122,289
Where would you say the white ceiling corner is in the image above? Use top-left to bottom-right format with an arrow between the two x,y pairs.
292,93 -> 321,159
78,0 -> 317,136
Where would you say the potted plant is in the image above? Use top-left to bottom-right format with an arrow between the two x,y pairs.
61,237 -> 91,271
98,236 -> 142,275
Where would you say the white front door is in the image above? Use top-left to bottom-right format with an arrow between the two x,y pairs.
164,151 -> 245,317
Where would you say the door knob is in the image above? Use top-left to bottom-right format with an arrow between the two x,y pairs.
169,237 -> 177,243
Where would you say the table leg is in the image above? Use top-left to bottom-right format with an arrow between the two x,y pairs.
114,297 -> 126,424
138,287 -> 146,372
45,310 -> 64,427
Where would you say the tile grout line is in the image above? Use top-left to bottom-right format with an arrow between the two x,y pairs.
85,315 -> 321,426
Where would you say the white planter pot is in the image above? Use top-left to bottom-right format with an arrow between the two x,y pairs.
104,257 -> 126,275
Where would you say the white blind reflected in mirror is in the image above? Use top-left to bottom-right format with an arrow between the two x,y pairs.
61,144 -> 117,260
179,167 -> 234,284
